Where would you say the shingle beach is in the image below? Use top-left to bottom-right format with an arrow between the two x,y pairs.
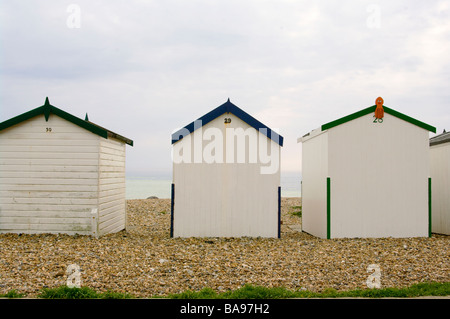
0,198 -> 448,297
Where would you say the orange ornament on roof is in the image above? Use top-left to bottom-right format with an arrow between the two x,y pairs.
374,97 -> 384,119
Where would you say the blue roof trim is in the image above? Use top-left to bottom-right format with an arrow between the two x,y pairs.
171,99 -> 284,146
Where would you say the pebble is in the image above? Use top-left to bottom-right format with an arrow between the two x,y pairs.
0,198 -> 448,298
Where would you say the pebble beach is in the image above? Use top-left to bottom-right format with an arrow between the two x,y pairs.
0,198 -> 448,298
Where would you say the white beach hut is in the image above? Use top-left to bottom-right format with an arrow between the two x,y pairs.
0,98 -> 133,237
298,97 -> 436,239
171,99 -> 283,238
430,130 -> 450,235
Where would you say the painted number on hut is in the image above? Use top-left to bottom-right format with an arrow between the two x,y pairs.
46,127 -> 52,132
373,116 -> 383,123
224,117 -> 231,124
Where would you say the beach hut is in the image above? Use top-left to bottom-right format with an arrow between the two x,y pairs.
0,98 -> 133,237
430,130 -> 450,235
298,97 -> 436,239
171,99 -> 283,238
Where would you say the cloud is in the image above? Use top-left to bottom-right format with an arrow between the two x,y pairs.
1,0 -> 449,176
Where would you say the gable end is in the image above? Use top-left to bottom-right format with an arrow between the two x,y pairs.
0,98 -> 133,146
171,99 -> 284,146
321,105 -> 436,133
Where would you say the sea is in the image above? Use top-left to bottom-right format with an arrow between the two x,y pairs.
126,172 -> 301,199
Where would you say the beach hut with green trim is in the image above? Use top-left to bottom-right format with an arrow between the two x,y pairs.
171,99 -> 283,238
430,130 -> 450,235
0,98 -> 133,237
298,97 -> 436,239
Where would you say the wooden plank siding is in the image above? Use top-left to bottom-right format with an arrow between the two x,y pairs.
300,110 -> 432,239
300,129 -> 328,238
97,137 -> 126,236
430,141 -> 450,235
172,115 -> 280,238
327,112 -> 429,238
0,115 -> 99,235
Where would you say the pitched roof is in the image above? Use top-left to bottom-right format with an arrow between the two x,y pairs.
171,99 -> 284,146
321,104 -> 436,133
430,130 -> 450,146
0,97 -> 133,146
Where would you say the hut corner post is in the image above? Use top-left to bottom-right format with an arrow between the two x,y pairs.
428,177 -> 432,238
327,177 -> 331,239
170,183 -> 175,238
91,208 -> 99,238
278,186 -> 281,238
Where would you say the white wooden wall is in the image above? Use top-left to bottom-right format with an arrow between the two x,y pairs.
173,115 -> 280,237
301,129 -> 328,238
0,116 -> 99,235
430,142 -> 450,235
98,137 -> 127,236
328,113 -> 429,238
301,112 -> 430,238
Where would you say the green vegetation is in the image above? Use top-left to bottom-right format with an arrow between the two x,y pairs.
37,286 -> 134,299
0,290 -> 25,298
168,282 -> 450,299
1,282 -> 448,299
170,285 -> 296,299
290,205 -> 302,218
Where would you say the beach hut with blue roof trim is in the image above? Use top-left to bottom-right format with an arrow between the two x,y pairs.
171,99 -> 283,238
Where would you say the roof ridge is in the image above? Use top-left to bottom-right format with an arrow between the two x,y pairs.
320,104 -> 436,133
171,99 -> 283,146
0,98 -> 133,146
430,130 -> 450,146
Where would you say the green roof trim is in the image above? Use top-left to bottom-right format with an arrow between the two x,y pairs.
321,105 -> 436,133
43,97 -> 51,121
0,97 -> 133,146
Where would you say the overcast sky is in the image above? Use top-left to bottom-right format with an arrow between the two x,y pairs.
1,1 -> 449,177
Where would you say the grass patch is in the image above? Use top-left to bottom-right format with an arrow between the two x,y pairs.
290,206 -> 302,218
0,290 -> 26,298
37,286 -> 134,299
4,282 -> 449,299
168,282 -> 450,299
